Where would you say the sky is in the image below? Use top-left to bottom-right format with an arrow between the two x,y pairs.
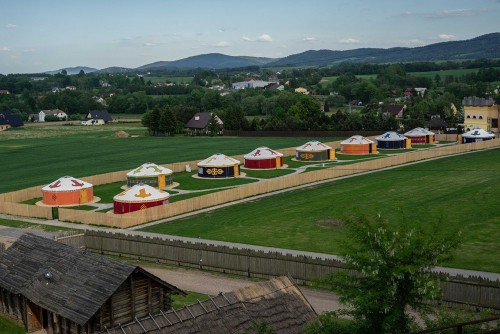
0,0 -> 499,74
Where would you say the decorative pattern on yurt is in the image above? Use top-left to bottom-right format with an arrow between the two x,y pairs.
42,176 -> 94,206
404,127 -> 435,144
244,147 -> 284,169
113,184 -> 170,214
462,128 -> 496,143
126,162 -> 173,188
340,135 -> 378,155
376,131 -> 411,149
295,141 -> 335,161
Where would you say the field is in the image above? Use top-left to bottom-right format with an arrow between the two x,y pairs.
144,76 -> 193,84
141,148 -> 500,273
0,124 -> 335,193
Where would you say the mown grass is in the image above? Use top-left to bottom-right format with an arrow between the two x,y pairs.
142,149 -> 500,272
0,315 -> 25,334
173,172 -> 257,191
169,190 -> 220,203
0,218 -> 75,232
242,168 -> 295,179
171,291 -> 209,310
145,76 -> 193,84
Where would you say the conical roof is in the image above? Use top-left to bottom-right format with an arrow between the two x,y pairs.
404,127 -> 434,136
376,131 -> 407,141
244,147 -> 283,160
42,176 -> 92,192
296,140 -> 332,151
341,135 -> 374,144
126,162 -> 173,177
113,184 -> 170,203
462,128 -> 495,139
198,153 -> 240,167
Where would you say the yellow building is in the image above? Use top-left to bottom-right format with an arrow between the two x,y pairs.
463,97 -> 499,132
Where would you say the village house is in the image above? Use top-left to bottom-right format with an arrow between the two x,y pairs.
38,109 -> 68,122
0,233 -> 184,334
383,104 -> 407,119
0,90 -> 10,95
185,112 -> 223,135
82,110 -> 113,125
231,78 -> 278,90
0,111 -> 23,131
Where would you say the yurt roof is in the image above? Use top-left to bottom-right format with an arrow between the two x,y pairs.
376,131 -> 408,141
42,176 -> 92,192
462,128 -> 495,139
341,135 -> 374,145
198,153 -> 240,167
126,162 -> 173,177
113,184 -> 170,203
404,127 -> 435,136
296,140 -> 332,151
244,147 -> 283,160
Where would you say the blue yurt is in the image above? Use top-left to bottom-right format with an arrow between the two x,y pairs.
376,132 -> 411,149
197,153 -> 241,178
462,128 -> 495,143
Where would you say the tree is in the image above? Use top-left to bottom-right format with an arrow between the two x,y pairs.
158,108 -> 177,136
207,113 -> 220,136
316,215 -> 461,334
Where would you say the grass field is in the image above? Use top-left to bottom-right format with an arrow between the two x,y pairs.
171,291 -> 209,310
0,124 -> 337,193
141,148 -> 500,272
0,315 -> 25,334
0,218 -> 75,232
144,76 -> 193,84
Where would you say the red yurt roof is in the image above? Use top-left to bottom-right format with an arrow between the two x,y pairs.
404,127 -> 434,137
341,135 -> 374,145
296,141 -> 332,151
198,153 -> 240,167
244,147 -> 283,160
126,162 -> 172,177
113,184 -> 169,203
42,176 -> 92,192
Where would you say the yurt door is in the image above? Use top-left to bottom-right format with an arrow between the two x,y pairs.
158,175 -> 166,188
276,157 -> 281,167
79,189 -> 88,203
233,165 -> 239,177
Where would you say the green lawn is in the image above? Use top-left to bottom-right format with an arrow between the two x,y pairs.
173,172 -> 257,191
141,149 -> 500,273
0,124 -> 334,193
0,315 -> 25,334
171,291 -> 209,310
0,218 -> 75,232
145,76 -> 193,84
242,168 -> 296,179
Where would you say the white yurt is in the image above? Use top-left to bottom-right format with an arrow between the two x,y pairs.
126,162 -> 173,188
113,184 -> 170,214
462,128 -> 495,143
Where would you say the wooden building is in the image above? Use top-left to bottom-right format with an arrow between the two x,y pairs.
0,233 -> 184,334
99,276 -> 317,334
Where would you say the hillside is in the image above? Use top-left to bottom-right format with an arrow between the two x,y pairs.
44,66 -> 98,75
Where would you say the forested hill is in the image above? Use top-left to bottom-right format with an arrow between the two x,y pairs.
267,33 -> 500,67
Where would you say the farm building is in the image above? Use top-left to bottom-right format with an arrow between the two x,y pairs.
83,110 -> 113,124
0,233 -> 184,334
99,276 -> 317,334
0,111 -> 23,131
197,153 -> 240,178
295,140 -> 335,161
38,109 -> 67,122
42,176 -> 94,206
244,146 -> 284,169
185,112 -> 223,135
340,135 -> 378,155
126,162 -> 173,188
376,131 -> 411,149
462,128 -> 496,143
404,127 -> 435,144
113,184 -> 170,214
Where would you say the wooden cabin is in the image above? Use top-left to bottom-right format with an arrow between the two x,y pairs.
0,233 -> 184,334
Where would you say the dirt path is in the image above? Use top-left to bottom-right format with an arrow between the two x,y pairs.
143,265 -> 341,314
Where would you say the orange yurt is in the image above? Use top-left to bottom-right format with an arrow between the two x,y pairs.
340,135 -> 378,155
113,184 -> 170,214
42,176 -> 94,206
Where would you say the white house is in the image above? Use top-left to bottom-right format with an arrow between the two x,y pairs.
231,79 -> 278,90
38,109 -> 68,122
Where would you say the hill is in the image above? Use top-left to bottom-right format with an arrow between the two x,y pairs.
44,66 -> 98,75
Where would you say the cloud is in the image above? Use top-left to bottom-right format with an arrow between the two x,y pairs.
23,49 -> 35,53
213,41 -> 230,47
142,42 -> 155,46
303,37 -> 316,42
0,47 -> 11,52
425,9 -> 479,19
398,39 -> 426,46
438,34 -> 456,40
242,33 -> 273,42
339,38 -> 360,44
218,28 -> 226,33
5,23 -> 16,29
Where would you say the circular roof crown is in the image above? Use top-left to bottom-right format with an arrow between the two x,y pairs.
113,184 -> 170,203
404,127 -> 434,136
198,153 -> 240,167
296,141 -> 332,151
244,147 -> 283,160
376,131 -> 408,141
42,176 -> 92,192
341,135 -> 374,144
126,162 -> 173,177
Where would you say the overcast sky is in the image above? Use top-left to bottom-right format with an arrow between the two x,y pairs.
0,0 -> 499,74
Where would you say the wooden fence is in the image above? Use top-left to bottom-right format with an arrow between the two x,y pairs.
59,230 -> 500,310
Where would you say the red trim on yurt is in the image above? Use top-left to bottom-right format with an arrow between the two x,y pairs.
113,199 -> 166,214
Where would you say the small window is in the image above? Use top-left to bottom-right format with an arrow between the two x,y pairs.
479,116 -> 483,119
466,115 -> 471,119
492,119 -> 498,128
473,116 -> 476,119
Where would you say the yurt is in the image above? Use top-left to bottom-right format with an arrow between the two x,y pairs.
340,135 -> 378,155
126,162 -> 173,188
295,141 -> 335,161
376,131 -> 412,149
42,176 -> 93,206
244,147 -> 284,169
462,128 -> 496,143
404,127 -> 435,144
113,184 -> 170,214
197,153 -> 240,178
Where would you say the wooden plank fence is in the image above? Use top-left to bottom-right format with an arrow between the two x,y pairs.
56,230 -> 500,311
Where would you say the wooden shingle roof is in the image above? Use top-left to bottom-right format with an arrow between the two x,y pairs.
0,233 -> 182,326
99,276 -> 317,334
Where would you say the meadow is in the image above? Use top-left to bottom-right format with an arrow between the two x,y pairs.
141,148 -> 500,273
144,76 -> 193,84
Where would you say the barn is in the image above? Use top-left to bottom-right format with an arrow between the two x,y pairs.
462,128 -> 496,143
404,127 -> 436,144
0,233 -> 184,334
244,147 -> 284,169
340,135 -> 378,155
42,176 -> 94,206
126,162 -> 173,188
197,153 -> 240,178
295,141 -> 335,161
376,131 -> 412,149
113,184 -> 170,214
